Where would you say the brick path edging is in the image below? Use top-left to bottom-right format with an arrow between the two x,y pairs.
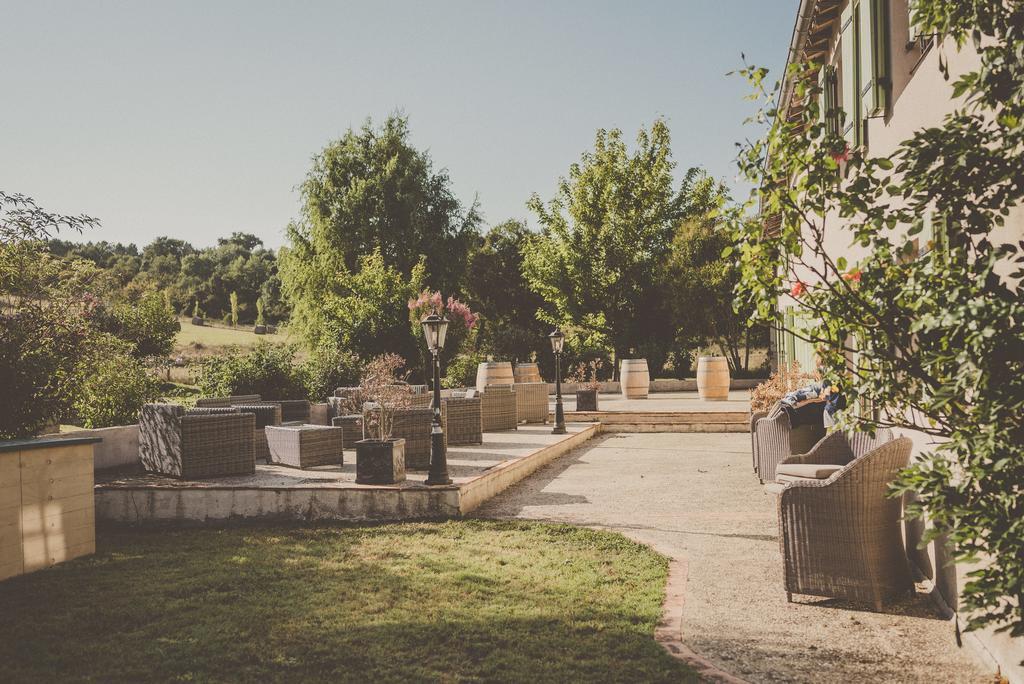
655,558 -> 751,684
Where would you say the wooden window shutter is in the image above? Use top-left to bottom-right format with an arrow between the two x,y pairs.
784,309 -> 797,366
858,0 -> 877,117
840,3 -> 859,146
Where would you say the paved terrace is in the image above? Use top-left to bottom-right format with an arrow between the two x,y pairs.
95,424 -> 598,524
474,432 -> 991,683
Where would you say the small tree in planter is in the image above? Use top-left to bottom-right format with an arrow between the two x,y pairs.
355,353 -> 413,484
568,359 -> 602,411
191,301 -> 204,326
229,291 -> 239,327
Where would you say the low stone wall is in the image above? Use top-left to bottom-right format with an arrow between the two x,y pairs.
54,425 -> 139,471
96,486 -> 461,524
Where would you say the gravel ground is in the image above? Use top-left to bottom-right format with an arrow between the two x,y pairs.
473,431 -> 992,683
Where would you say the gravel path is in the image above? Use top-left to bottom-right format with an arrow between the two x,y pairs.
473,431 -> 991,683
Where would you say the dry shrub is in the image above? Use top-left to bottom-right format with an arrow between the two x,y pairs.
358,353 -> 413,441
749,361 -> 817,413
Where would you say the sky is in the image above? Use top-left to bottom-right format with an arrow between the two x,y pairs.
1,1 -> 795,249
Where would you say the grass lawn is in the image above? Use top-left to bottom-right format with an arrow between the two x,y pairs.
0,520 -> 695,683
174,317 -> 289,352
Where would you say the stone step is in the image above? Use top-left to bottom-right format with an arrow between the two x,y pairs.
549,411 -> 750,433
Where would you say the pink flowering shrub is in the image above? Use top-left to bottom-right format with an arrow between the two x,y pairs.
407,289 -> 478,330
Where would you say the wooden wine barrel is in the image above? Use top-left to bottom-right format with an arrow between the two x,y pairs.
696,356 -> 730,400
513,362 -> 543,383
620,359 -> 650,399
475,361 -> 514,391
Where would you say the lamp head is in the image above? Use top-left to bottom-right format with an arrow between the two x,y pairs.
548,327 -> 565,354
421,313 -> 449,353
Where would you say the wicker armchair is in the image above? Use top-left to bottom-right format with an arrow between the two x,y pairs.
356,407 -> 433,470
479,384 -> 518,432
441,396 -> 483,446
331,414 -> 364,449
277,399 -> 312,423
139,404 -> 255,479
231,403 -> 282,462
777,434 -> 913,610
752,402 -> 827,483
514,382 -> 548,424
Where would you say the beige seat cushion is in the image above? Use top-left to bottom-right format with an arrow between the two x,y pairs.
776,463 -> 844,480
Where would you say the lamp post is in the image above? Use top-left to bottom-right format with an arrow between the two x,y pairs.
549,327 -> 566,435
422,313 -> 452,485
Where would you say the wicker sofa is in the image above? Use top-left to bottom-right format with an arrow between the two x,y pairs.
513,382 -> 548,424
774,430 -> 914,609
751,401 -> 827,483
479,384 -> 518,432
139,404 -> 255,479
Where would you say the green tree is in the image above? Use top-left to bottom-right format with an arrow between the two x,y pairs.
229,291 -> 239,327
255,296 -> 265,326
523,120 -> 682,376
281,247 -> 425,378
1,192 -> 100,438
284,114 -> 479,298
728,0 -> 1024,635
465,220 -> 551,368
663,170 -> 767,375
94,290 -> 180,358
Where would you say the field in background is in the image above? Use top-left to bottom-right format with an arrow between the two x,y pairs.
174,317 -> 289,353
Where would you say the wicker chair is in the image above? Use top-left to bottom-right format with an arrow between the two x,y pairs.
513,382 -> 548,424
139,404 -> 255,479
231,403 -> 282,463
441,396 -> 483,446
277,399 -> 312,424
752,402 -> 827,483
389,408 -> 433,470
331,414 -> 364,450
479,384 -> 518,432
777,434 -> 913,610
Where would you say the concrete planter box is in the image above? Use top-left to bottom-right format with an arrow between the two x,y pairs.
355,438 -> 405,485
0,437 -> 98,581
575,389 -> 599,411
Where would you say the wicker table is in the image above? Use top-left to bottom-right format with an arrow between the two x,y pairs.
265,424 -> 344,469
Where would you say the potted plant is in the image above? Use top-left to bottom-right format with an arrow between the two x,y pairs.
191,301 -> 204,326
354,354 -> 413,485
568,359 -> 602,411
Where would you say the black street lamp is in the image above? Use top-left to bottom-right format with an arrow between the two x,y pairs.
549,327 -> 566,435
422,313 -> 452,485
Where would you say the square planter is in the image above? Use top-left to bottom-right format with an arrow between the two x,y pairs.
576,389 -> 599,412
355,438 -> 405,485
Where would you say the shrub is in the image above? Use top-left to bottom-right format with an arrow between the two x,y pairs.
748,362 -> 816,413
442,352 -> 484,389
73,335 -> 160,428
94,290 -> 179,358
195,342 -> 309,400
0,299 -> 93,439
303,343 -> 363,400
